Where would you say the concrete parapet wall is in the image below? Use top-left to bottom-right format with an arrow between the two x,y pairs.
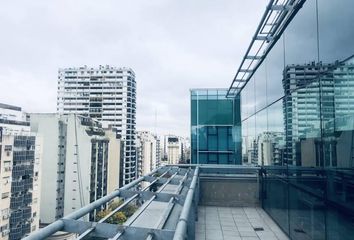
199,176 -> 260,207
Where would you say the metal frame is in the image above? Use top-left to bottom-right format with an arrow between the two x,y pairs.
226,0 -> 306,98
23,166 -> 198,240
32,163 -> 349,240
24,164 -> 265,240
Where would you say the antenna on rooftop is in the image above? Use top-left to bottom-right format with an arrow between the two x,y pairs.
154,109 -> 157,136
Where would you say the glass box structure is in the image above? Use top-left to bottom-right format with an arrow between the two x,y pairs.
190,89 -> 241,164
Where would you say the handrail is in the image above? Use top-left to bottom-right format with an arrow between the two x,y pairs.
172,167 -> 199,240
23,168 -> 161,240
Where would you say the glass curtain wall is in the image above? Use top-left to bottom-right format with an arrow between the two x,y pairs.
241,0 -> 354,239
191,89 -> 241,164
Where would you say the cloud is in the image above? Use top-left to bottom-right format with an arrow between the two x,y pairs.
0,0 -> 268,137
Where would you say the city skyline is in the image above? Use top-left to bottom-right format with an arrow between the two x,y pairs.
2,0 -> 354,239
0,0 -> 268,138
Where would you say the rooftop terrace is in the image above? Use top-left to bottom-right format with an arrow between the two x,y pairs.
25,164 -> 354,240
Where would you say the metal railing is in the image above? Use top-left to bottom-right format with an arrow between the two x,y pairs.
24,165 -> 199,240
24,164 -> 266,240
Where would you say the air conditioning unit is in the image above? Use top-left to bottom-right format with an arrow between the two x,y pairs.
2,214 -> 9,220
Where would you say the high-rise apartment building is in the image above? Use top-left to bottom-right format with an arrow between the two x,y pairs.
190,89 -> 242,164
30,114 -> 121,223
0,103 -> 41,240
57,65 -> 136,185
136,131 -> 158,177
283,56 -> 354,166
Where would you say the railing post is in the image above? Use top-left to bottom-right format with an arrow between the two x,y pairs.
187,201 -> 196,240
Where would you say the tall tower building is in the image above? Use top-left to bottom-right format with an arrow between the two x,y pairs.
57,66 -> 136,185
283,55 -> 354,166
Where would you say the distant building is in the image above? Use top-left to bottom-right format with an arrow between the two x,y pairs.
299,116 -> 354,168
247,139 -> 258,165
180,137 -> 191,164
190,89 -> 242,164
257,132 -> 285,166
30,114 -> 121,224
166,136 -> 181,165
283,55 -> 354,166
155,136 -> 162,168
136,131 -> 158,177
0,103 -> 41,240
57,65 -> 136,185
242,136 -> 253,164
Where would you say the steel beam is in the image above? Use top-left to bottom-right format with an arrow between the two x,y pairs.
226,0 -> 307,98
23,168 -> 161,240
62,219 -> 175,239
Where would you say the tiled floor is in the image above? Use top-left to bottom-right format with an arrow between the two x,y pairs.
196,206 -> 289,240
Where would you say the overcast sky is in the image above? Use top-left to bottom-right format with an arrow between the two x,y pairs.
0,0 -> 268,137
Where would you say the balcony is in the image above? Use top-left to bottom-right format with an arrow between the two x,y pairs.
25,164 -> 353,240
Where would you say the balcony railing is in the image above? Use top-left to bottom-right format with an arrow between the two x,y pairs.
23,164 -> 354,240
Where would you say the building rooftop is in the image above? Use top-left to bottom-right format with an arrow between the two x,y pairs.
24,165 -> 292,240
0,103 -> 22,111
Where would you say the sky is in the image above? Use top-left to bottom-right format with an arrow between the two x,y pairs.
0,0 -> 268,137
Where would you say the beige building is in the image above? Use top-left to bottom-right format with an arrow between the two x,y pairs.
165,135 -> 182,165
136,131 -> 158,177
30,114 -> 121,224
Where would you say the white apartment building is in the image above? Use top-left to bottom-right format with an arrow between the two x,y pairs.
30,114 -> 121,224
136,131 -> 159,177
257,132 -> 285,166
57,65 -> 136,185
0,103 -> 41,240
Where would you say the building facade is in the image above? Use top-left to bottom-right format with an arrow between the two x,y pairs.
30,114 -> 120,224
166,136 -> 181,165
283,56 -> 354,166
190,89 -> 242,164
57,65 -> 136,185
136,131 -> 158,177
0,104 -> 41,240
257,132 -> 285,166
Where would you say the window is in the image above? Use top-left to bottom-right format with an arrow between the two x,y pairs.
4,145 -> 12,151
1,193 -> 9,199
1,209 -> 9,216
